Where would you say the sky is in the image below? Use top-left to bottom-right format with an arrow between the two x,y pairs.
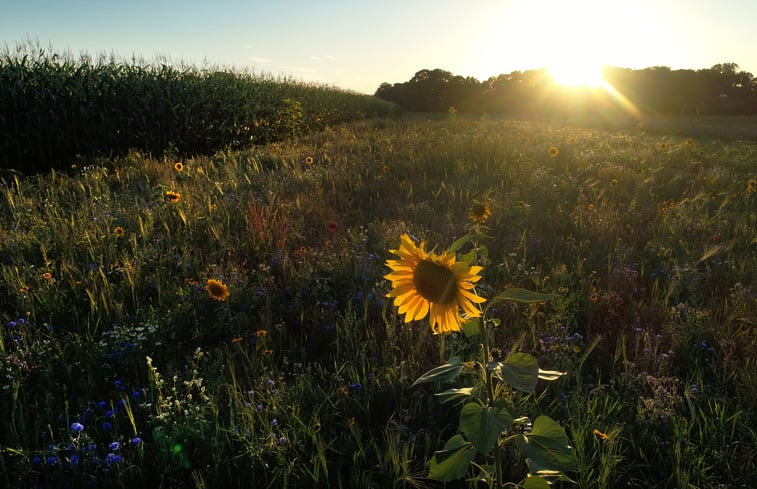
2,0 -> 756,94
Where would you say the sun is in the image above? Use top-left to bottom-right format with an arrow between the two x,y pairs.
548,60 -> 606,88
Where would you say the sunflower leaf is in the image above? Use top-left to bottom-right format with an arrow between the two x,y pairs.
434,387 -> 475,404
412,356 -> 464,387
488,353 -> 539,393
461,318 -> 481,337
428,434 -> 477,481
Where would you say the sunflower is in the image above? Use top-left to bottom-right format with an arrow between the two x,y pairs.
468,201 -> 492,224
305,156 -> 314,165
113,226 -> 125,238
548,146 -> 559,158
165,191 -> 181,203
382,164 -> 390,174
385,234 -> 485,334
174,162 -> 184,172
205,279 -> 230,301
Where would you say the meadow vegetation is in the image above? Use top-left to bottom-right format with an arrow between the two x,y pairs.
1,68 -> 756,487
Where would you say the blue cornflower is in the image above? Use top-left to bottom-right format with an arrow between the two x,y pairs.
350,382 -> 362,391
131,437 -> 142,445
278,436 -> 287,445
31,456 -> 43,466
105,453 -> 122,464
71,422 -> 84,433
109,441 -> 120,451
46,456 -> 58,466
70,454 -> 80,468
101,421 -> 112,431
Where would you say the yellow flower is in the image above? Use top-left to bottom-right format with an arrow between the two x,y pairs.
19,285 -> 30,294
385,234 -> 486,334
305,156 -> 314,165
747,179 -> 756,194
113,226 -> 125,238
256,330 -> 268,338
684,138 -> 694,146
611,179 -> 619,186
382,164 -> 390,174
174,162 -> 184,172
548,146 -> 559,158
468,202 -> 492,224
165,191 -> 181,203
658,141 -> 668,151
205,279 -> 230,301
42,272 -> 52,280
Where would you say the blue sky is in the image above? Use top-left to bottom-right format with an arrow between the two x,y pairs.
2,0 -> 756,94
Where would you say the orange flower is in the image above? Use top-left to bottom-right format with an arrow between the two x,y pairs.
548,146 -> 559,158
262,349 -> 273,356
593,429 -> 608,440
42,272 -> 52,280
256,330 -> 268,338
231,337 -> 243,343
19,285 -> 31,294
305,156 -> 314,165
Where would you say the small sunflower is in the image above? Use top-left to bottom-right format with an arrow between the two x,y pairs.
205,279 -> 230,301
256,330 -> 268,338
382,164 -> 390,174
385,234 -> 486,334
747,179 -> 756,194
165,191 -> 181,203
113,226 -> 125,238
548,146 -> 559,158
468,201 -> 492,224
19,285 -> 30,294
174,162 -> 184,172
305,156 -> 314,165
42,272 -> 53,280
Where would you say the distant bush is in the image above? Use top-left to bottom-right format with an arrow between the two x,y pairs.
0,42 -> 400,172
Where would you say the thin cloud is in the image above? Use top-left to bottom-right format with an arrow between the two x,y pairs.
323,55 -> 336,60
310,56 -> 321,61
281,66 -> 317,74
248,56 -> 273,63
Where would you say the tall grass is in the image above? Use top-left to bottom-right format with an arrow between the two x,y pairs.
1,116 -> 755,487
0,41 -> 400,172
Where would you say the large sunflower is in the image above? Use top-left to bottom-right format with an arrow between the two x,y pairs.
385,234 -> 485,334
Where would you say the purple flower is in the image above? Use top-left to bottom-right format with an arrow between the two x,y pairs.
70,454 -> 79,468
277,436 -> 287,445
131,437 -> 142,445
31,456 -> 43,466
271,419 -> 278,427
46,456 -> 58,466
109,441 -> 120,451
101,421 -> 112,431
71,422 -> 85,433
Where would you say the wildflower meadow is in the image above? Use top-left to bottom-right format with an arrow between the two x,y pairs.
1,66 -> 756,487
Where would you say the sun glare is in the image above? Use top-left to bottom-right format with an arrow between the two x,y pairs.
548,61 -> 606,87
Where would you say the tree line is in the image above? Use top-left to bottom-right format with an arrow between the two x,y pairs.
374,63 -> 757,117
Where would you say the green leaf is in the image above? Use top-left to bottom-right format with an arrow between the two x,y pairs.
488,353 -> 539,393
459,403 -> 513,454
538,368 -> 566,381
461,318 -> 481,337
428,434 -> 476,481
517,415 -> 579,474
434,387 -> 475,404
446,233 -> 473,254
492,288 -> 558,304
411,356 -> 463,387
522,475 -> 551,489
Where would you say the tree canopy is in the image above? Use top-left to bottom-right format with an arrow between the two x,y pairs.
376,64 -> 757,117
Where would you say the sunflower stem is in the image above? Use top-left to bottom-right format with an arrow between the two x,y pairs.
480,316 -> 503,489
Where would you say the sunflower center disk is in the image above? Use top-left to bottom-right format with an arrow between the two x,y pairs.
413,260 -> 458,305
